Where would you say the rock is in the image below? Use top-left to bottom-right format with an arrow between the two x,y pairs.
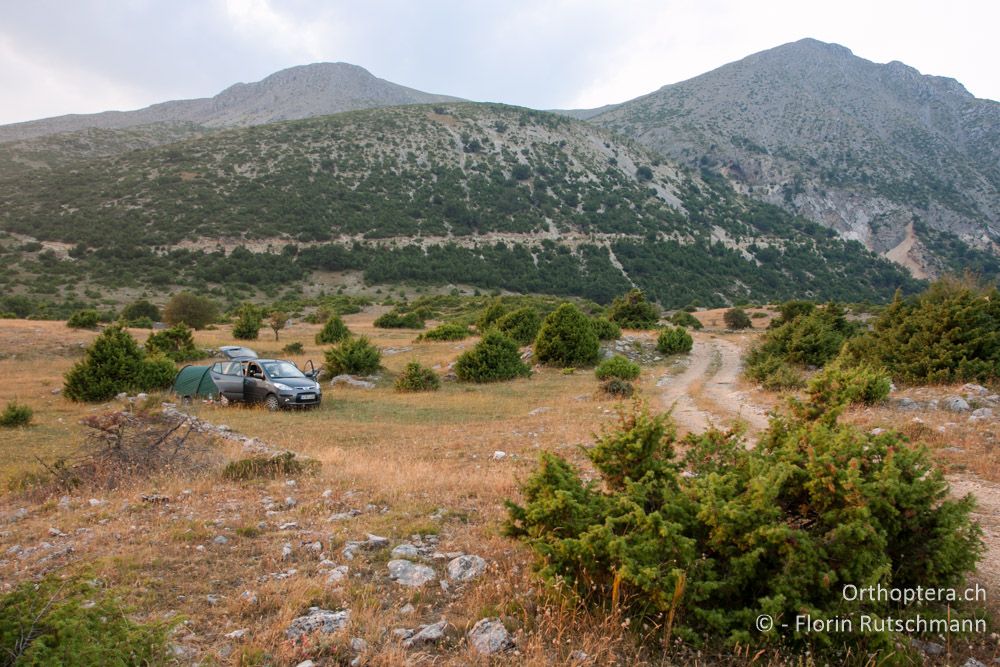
961,659 -> 986,667
296,661 -> 316,667
48,527 -> 67,537
278,522 -> 299,530
88,498 -> 104,507
366,534 -> 389,548
961,383 -> 989,396
327,510 -> 360,522
492,450 -> 507,461
322,489 -> 333,498
388,559 -> 436,587
284,496 -> 297,508
944,396 -> 970,412
350,637 -> 368,652
58,496 -> 70,509
909,639 -> 942,656
400,603 -> 416,614
285,608 -> 350,639
391,543 -> 419,559
467,618 -> 514,655
330,375 -> 376,389
447,555 -> 487,582
282,543 -> 293,559
393,628 -> 415,640
897,397 -> 919,410
570,650 -> 589,662
326,565 -> 349,585
224,629 -> 248,640
304,541 -> 322,552
403,620 -> 448,648
213,535 -> 229,545
51,388 -> 61,395
972,407 -> 994,419
528,407 -> 551,416
206,594 -> 222,605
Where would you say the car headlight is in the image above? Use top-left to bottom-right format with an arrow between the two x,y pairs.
273,382 -> 293,392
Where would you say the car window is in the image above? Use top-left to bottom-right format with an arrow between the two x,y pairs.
262,361 -> 306,379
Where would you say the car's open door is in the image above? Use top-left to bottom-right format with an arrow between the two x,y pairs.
209,361 -> 244,402
303,360 -> 318,379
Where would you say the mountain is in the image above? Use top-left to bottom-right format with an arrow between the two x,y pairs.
574,39 -> 1000,278
0,62 -> 461,143
0,103 -> 917,316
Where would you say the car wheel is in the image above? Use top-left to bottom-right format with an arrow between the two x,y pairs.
264,394 -> 280,412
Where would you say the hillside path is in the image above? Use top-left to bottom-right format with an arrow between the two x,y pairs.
657,332 -> 770,437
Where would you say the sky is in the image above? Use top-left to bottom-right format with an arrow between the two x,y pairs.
0,0 -> 997,125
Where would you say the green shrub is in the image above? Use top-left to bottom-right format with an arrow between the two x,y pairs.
494,307 -> 542,345
395,362 -> 441,392
144,324 -> 204,362
0,575 -> 173,664
775,299 -> 816,325
67,309 -> 100,329
121,299 -> 161,324
595,355 -> 640,381
744,303 -> 857,390
163,292 -> 218,329
455,331 -> 531,383
669,310 -> 703,330
63,325 -> 176,402
315,315 -> 351,344
590,317 -> 622,340
506,400 -> 982,653
656,326 -> 693,354
374,310 -> 426,329
475,298 -> 508,332
841,277 -> 1000,383
222,452 -> 319,481
797,361 -> 892,419
0,400 -> 32,427
744,352 -> 805,390
231,303 -> 262,340
723,307 -> 752,330
534,303 -> 600,367
607,289 -> 659,329
600,378 -> 634,397
282,341 -> 304,355
418,323 -> 472,341
126,316 -> 155,329
324,336 -> 381,376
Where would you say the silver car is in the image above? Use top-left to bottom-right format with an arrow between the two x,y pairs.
209,358 -> 321,410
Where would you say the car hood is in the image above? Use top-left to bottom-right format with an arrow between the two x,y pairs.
269,377 -> 319,389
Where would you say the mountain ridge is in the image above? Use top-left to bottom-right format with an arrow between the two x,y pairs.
571,38 -> 1000,277
0,62 -> 462,143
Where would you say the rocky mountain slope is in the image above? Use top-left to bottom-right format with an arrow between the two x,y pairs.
576,39 -> 1000,278
0,62 -> 461,143
0,103 -> 917,311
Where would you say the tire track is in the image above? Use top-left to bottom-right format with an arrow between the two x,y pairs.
657,333 -> 769,436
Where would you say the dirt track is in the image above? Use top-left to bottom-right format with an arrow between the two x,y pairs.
657,332 -> 770,437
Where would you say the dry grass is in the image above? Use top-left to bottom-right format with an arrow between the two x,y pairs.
0,313 -> 683,664
3,314 -> 997,664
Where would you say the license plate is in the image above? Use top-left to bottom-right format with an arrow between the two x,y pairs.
299,393 -> 315,401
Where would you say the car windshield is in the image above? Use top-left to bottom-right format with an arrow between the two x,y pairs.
262,361 -> 306,379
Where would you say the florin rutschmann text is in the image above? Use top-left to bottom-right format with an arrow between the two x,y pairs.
754,584 -> 987,635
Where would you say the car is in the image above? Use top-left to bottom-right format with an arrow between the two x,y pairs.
218,345 -> 258,360
209,358 -> 322,410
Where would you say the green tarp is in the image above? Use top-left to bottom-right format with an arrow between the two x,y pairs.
173,365 -> 218,399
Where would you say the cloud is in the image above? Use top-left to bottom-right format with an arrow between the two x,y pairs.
0,0 -> 996,125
